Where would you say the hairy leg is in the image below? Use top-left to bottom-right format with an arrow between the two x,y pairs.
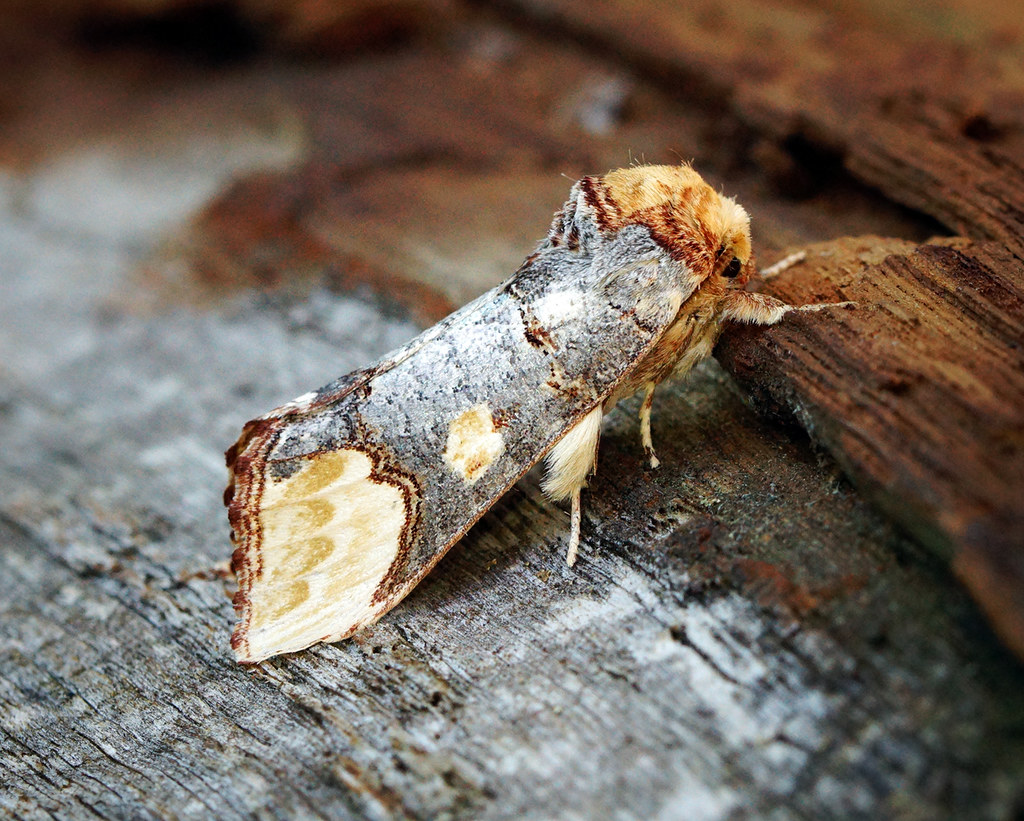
542,405 -> 603,565
721,291 -> 854,326
638,381 -> 660,468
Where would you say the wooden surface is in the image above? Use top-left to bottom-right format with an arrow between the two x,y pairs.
716,236 -> 1024,657
2,2 -> 1024,819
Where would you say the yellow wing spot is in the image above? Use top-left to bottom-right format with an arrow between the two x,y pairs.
443,403 -> 505,484
285,535 -> 335,578
279,449 -> 364,499
260,579 -> 311,625
275,497 -> 336,533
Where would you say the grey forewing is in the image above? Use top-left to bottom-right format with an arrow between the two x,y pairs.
266,225 -> 692,590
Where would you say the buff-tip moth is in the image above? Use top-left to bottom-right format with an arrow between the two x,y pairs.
224,164 -> 849,663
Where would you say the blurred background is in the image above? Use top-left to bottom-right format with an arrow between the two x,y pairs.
9,0 -> 1004,316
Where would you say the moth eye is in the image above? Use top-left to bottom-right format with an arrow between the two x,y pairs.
722,257 -> 743,278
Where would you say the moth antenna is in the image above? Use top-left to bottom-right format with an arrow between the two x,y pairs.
759,250 -> 807,280
793,301 -> 857,312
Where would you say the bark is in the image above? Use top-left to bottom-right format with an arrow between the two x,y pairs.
484,0 -> 1024,255
716,236 -> 1024,658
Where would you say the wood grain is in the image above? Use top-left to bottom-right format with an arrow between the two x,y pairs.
716,236 -> 1024,657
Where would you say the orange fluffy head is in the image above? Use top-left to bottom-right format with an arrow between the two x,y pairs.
552,164 -> 754,285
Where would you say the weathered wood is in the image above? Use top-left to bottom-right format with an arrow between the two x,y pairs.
715,236 -> 1024,657
847,105 -> 1024,261
4,289 -> 1023,817
2,5 -> 1024,820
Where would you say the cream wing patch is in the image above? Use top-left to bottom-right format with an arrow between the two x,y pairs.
240,449 -> 406,662
443,403 -> 504,484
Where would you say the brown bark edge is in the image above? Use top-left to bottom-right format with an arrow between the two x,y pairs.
716,236 -> 1024,658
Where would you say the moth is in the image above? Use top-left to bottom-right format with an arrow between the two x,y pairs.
225,163 -> 844,663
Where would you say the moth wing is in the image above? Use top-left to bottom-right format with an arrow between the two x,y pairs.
227,249 -> 693,663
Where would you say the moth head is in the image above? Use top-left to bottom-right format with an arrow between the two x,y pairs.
565,163 -> 755,284
709,195 -> 754,287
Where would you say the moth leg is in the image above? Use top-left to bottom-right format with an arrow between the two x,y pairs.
638,381 -> 660,469
542,405 -> 604,566
721,291 -> 854,326
567,488 -> 582,567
